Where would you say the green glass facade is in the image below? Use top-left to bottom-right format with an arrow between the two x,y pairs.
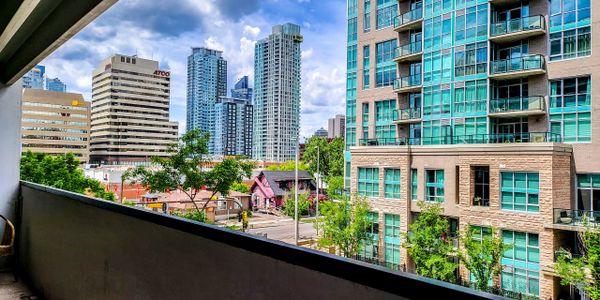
501,172 -> 540,212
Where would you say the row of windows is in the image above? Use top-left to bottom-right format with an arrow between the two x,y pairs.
22,102 -> 88,111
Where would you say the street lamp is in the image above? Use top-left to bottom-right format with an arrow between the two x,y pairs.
315,144 -> 320,235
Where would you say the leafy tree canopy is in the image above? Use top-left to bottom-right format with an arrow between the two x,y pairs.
266,160 -> 309,171
459,226 -> 508,291
302,137 -> 344,181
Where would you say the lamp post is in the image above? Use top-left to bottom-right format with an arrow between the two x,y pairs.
315,145 -> 320,235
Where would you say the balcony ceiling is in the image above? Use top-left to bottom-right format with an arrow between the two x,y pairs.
0,0 -> 117,85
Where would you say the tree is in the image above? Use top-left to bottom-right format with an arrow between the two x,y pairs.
316,195 -> 372,258
20,151 -> 116,201
282,191 -> 311,217
302,137 -> 344,181
555,223 -> 600,300
459,226 -> 507,291
266,160 -> 309,171
403,200 -> 457,283
326,176 -> 345,199
230,182 -> 250,194
123,130 -> 255,217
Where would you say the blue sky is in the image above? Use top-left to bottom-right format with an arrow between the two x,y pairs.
41,0 -> 347,138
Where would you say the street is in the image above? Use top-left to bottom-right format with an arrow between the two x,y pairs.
248,221 -> 317,244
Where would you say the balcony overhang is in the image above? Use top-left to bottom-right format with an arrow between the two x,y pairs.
394,85 -> 422,93
489,29 -> 546,43
394,52 -> 423,63
0,0 -> 117,85
394,118 -> 422,124
489,69 -> 546,80
488,109 -> 546,118
394,20 -> 422,32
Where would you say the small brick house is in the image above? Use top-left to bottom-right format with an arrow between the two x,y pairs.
250,170 -> 316,209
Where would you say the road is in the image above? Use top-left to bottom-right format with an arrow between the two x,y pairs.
248,221 -> 317,244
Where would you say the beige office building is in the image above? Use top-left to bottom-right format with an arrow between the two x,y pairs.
346,0 -> 597,299
21,89 -> 90,161
90,54 -> 178,165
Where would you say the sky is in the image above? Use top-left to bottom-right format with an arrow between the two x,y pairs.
41,0 -> 347,139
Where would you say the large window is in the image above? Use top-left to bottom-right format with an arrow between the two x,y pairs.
363,45 -> 371,89
359,212 -> 379,261
576,174 -> 600,212
423,15 -> 452,51
549,0 -> 591,32
376,0 -> 397,29
473,166 -> 489,206
375,100 -> 396,140
411,168 -> 418,200
384,213 -> 401,270
454,42 -> 487,78
384,169 -> 401,199
549,27 -> 591,61
501,231 -> 540,297
423,0 -> 453,18
362,103 -> 369,140
422,119 -> 451,145
550,76 -> 591,108
364,0 -> 371,32
454,80 -> 487,114
549,76 -> 591,143
346,127 -> 356,148
550,112 -> 591,143
454,4 -> 488,44
376,39 -> 397,87
358,167 -> 379,197
453,117 -> 487,142
501,172 -> 539,212
423,85 -> 451,116
426,169 -> 444,202
348,17 -> 358,43
423,50 -> 452,85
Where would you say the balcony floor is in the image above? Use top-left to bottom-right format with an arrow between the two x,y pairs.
0,272 -> 38,299
489,29 -> 545,44
394,20 -> 422,32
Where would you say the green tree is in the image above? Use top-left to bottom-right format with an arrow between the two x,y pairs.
302,137 -> 344,181
20,151 -> 115,201
281,191 -> 311,217
123,130 -> 255,216
266,160 -> 309,171
172,209 -> 208,223
230,182 -> 250,194
326,176 -> 345,199
555,223 -> 600,300
403,200 -> 457,283
459,226 -> 508,291
316,195 -> 372,258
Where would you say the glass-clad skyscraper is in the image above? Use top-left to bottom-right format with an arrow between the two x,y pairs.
46,77 -> 67,92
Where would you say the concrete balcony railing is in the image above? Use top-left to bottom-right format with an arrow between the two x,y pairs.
553,208 -> 600,228
489,96 -> 546,117
393,8 -> 423,32
393,75 -> 422,93
490,15 -> 546,43
489,54 -> 546,80
392,107 -> 422,123
16,181 -> 500,299
394,42 -> 423,63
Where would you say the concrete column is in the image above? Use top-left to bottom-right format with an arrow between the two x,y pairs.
0,80 -> 22,223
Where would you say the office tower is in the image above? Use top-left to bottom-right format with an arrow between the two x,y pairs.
22,65 -> 45,89
253,23 -> 303,162
21,89 -> 90,162
231,76 -> 253,100
328,114 -> 346,139
89,54 -> 179,165
186,47 -> 227,154
46,77 -> 67,92
314,128 -> 328,138
214,97 -> 253,157
347,1 -> 595,299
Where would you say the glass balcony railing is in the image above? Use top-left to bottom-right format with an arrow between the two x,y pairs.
359,138 -> 421,146
553,208 -> 600,227
490,15 -> 546,37
393,75 -> 422,91
394,42 -> 422,60
392,107 -> 421,122
358,132 -> 562,147
490,54 -> 545,75
489,96 -> 546,114
394,8 -> 423,29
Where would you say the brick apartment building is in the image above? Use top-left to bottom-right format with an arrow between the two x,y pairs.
345,0 -> 596,299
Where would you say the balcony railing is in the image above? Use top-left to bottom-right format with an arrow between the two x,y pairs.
490,54 -> 545,75
394,42 -> 422,60
553,208 -> 600,227
490,15 -> 545,37
358,132 -> 562,147
393,108 -> 421,122
394,75 -> 422,91
394,8 -> 423,29
489,96 -> 546,114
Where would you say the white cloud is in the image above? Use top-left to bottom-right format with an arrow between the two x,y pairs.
243,25 -> 261,36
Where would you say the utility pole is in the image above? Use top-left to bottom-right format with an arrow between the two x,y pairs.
294,141 -> 299,245
315,145 -> 320,235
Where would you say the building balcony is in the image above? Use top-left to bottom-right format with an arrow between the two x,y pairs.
552,208 -> 600,230
490,15 -> 546,43
358,132 -> 561,147
488,0 -> 523,7
488,96 -> 546,117
489,54 -> 546,80
359,138 -> 421,146
392,108 -> 422,123
393,9 -> 423,32
393,75 -> 422,93
394,42 -> 423,63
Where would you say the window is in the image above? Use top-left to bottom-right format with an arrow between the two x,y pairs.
364,0 -> 371,32
423,50 -> 452,85
453,117 -> 487,143
359,212 -> 379,261
423,0 -> 452,18
501,172 -> 540,212
422,119 -> 451,145
411,169 -> 418,200
423,85 -> 451,116
455,4 -> 488,44
347,45 -> 358,71
549,76 -> 591,143
376,40 -> 397,87
384,214 -> 401,270
362,103 -> 369,140
576,174 -> 600,212
473,166 -> 489,206
376,1 -> 397,30
454,42 -> 487,77
549,0 -> 591,32
469,226 -> 493,286
549,27 -> 591,61
454,80 -> 487,114
550,112 -> 591,143
426,169 -> 444,202
375,99 -> 395,122
358,167 -> 379,197
348,17 -> 358,43
363,45 -> 370,89
502,231 -> 540,297
384,169 -> 401,199
549,76 -> 591,108
346,127 -> 356,149
423,15 -> 452,51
